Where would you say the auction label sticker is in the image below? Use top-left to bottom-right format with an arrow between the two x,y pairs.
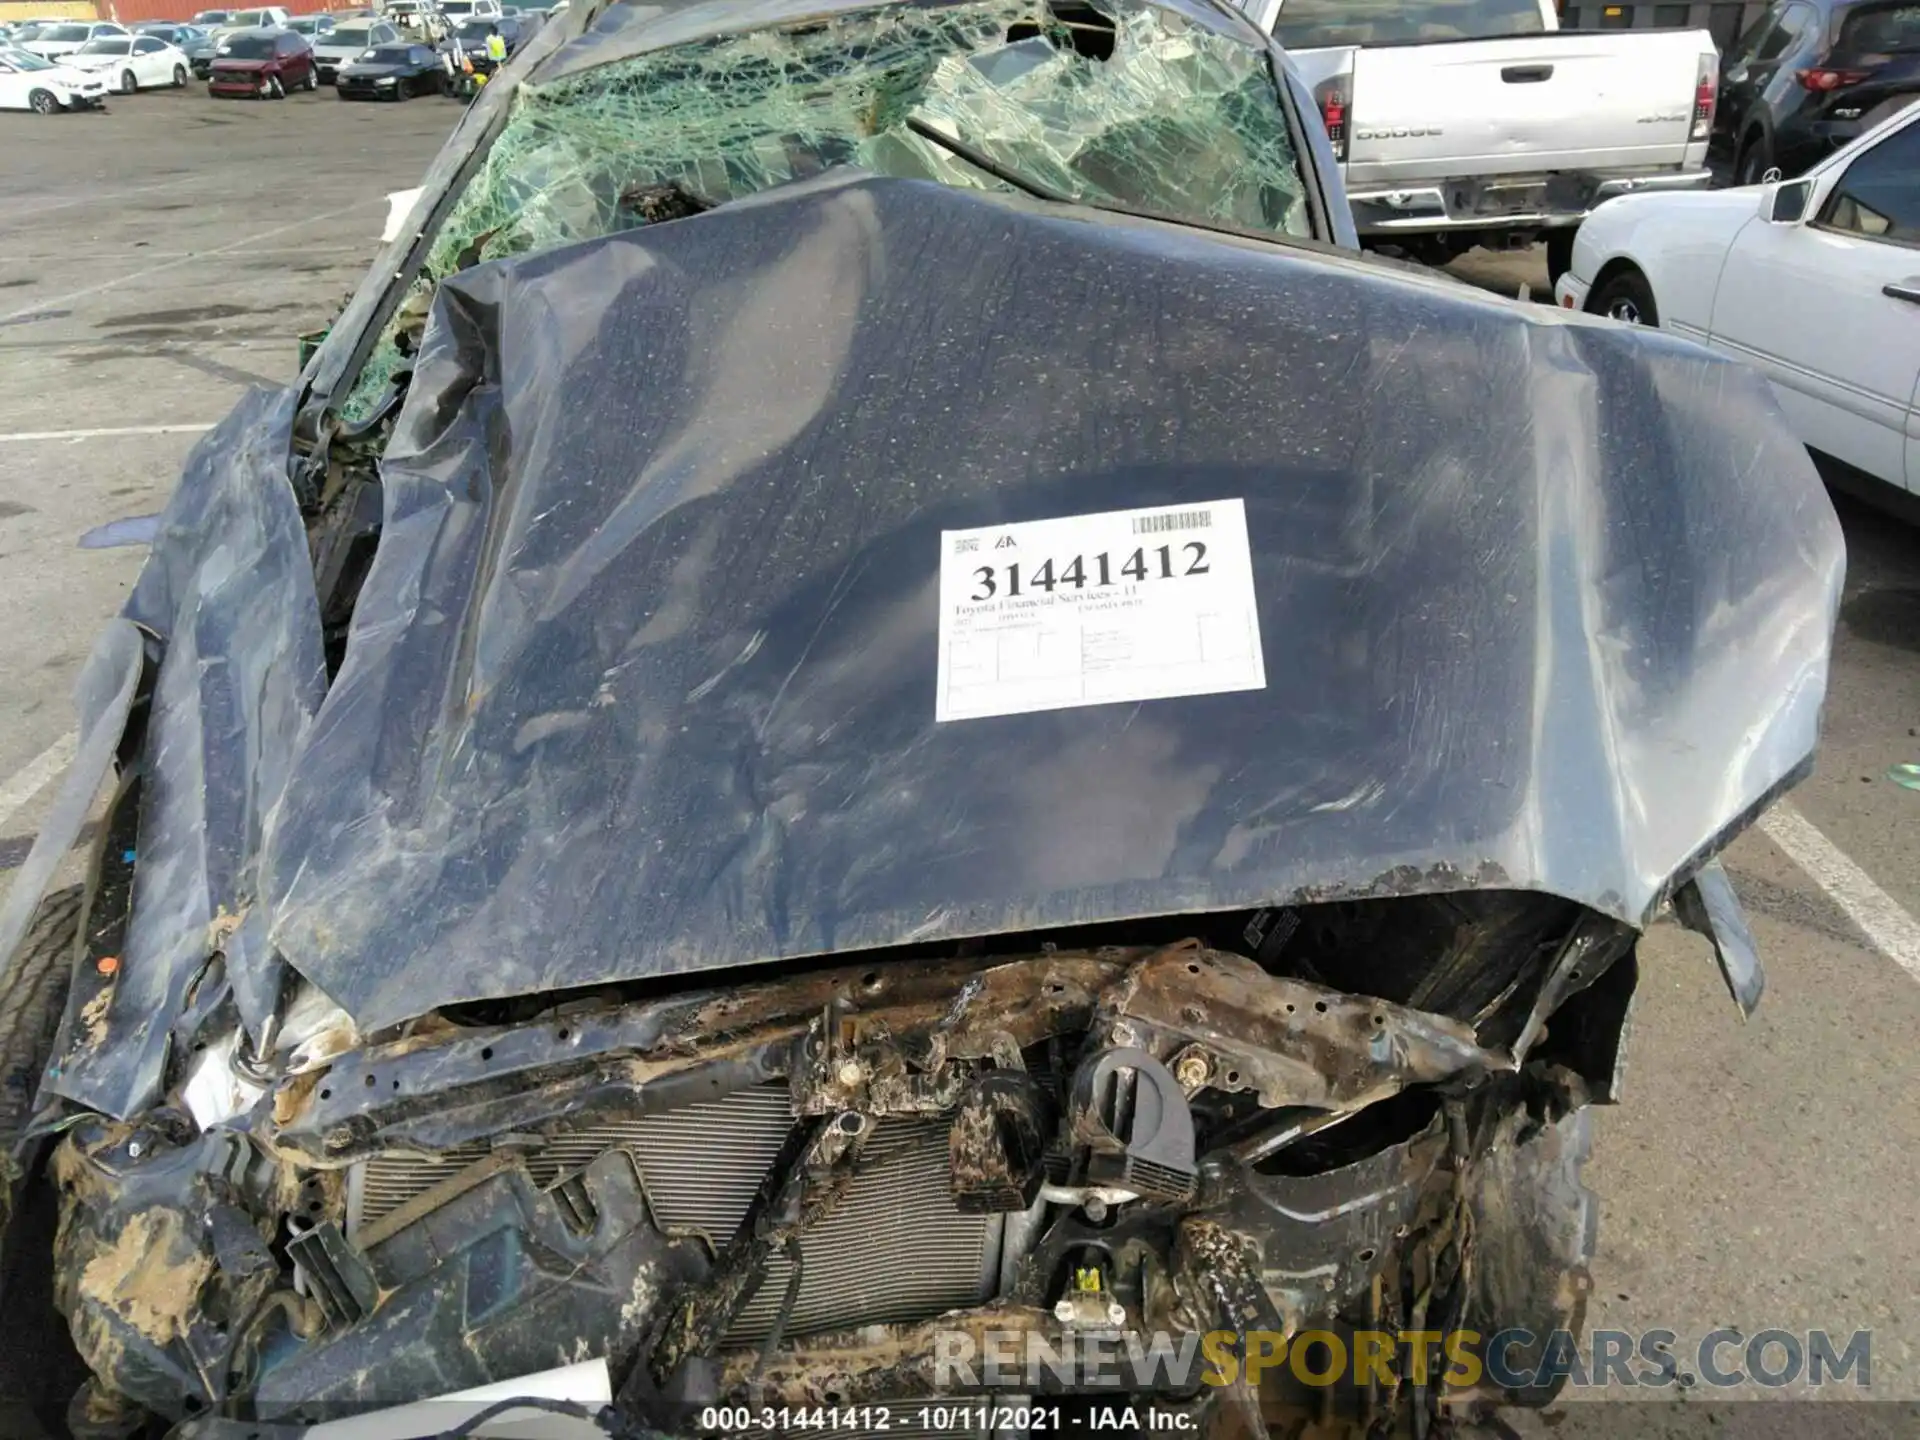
936,498 -> 1265,722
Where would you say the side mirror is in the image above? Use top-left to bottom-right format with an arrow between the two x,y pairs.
1761,178 -> 1812,224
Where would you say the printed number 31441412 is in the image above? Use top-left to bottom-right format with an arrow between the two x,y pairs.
970,542 -> 1208,602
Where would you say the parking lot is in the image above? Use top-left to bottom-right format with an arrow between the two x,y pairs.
2,78 -> 1919,1430
0,88 -> 449,820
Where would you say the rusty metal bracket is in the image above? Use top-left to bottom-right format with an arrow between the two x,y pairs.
1104,946 -> 1507,1112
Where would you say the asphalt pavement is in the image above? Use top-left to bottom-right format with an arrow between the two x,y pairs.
1,86 -> 1917,1431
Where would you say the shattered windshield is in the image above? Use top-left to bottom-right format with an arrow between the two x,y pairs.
340,0 -> 1310,419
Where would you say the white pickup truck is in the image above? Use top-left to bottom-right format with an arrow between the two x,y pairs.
1238,0 -> 1720,281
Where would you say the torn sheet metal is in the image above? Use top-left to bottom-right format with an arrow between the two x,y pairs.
261,169 -> 1839,1030
0,618 -> 143,997
45,389 -> 329,1120
1672,858 -> 1765,1017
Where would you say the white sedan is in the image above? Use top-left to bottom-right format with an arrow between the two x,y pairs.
0,45 -> 108,111
1556,102 -> 1920,496
65,33 -> 191,91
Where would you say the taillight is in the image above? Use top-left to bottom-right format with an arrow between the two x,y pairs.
1313,75 -> 1349,163
1692,53 -> 1717,140
1795,67 -> 1870,91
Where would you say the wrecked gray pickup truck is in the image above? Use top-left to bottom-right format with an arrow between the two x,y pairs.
0,0 -> 1843,1435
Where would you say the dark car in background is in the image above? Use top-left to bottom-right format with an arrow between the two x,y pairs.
132,21 -> 207,45
1718,0 -> 1920,180
336,39 -> 444,98
443,13 -> 524,72
206,25 -> 315,95
183,29 -> 220,76
176,16 -> 228,74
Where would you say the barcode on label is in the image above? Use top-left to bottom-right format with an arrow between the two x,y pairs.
1134,510 -> 1212,535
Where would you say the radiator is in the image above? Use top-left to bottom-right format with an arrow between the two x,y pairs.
347,1084 -> 1003,1345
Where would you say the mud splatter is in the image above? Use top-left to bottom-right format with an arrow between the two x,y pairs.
77,1208 -> 212,1347
79,984 -> 115,1051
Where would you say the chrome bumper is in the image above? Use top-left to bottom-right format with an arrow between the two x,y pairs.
1348,167 -> 1714,235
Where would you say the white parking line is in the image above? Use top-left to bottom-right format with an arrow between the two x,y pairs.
0,200 -> 381,326
4,245 -> 374,264
0,175 -> 195,222
1759,801 -> 1920,984
0,423 -> 215,444
0,733 -> 76,833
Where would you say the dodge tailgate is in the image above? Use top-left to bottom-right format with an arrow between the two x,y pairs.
1341,31 -> 1716,186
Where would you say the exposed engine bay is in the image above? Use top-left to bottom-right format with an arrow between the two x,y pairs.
50,892 -> 1639,1435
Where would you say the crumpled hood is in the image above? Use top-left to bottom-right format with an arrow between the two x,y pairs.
246,172 -> 1840,1030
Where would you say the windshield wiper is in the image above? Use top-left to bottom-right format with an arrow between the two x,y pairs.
902,115 -> 1072,204
902,113 -> 1315,256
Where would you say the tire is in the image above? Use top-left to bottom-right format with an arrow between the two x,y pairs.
0,887 -> 81,1211
0,887 -> 87,1435
118,68 -> 137,95
304,68 -> 318,92
1588,265 -> 1659,328
1544,228 -> 1576,291
27,88 -> 57,115
1736,131 -> 1776,187
173,64 -> 187,87
269,74 -> 285,99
